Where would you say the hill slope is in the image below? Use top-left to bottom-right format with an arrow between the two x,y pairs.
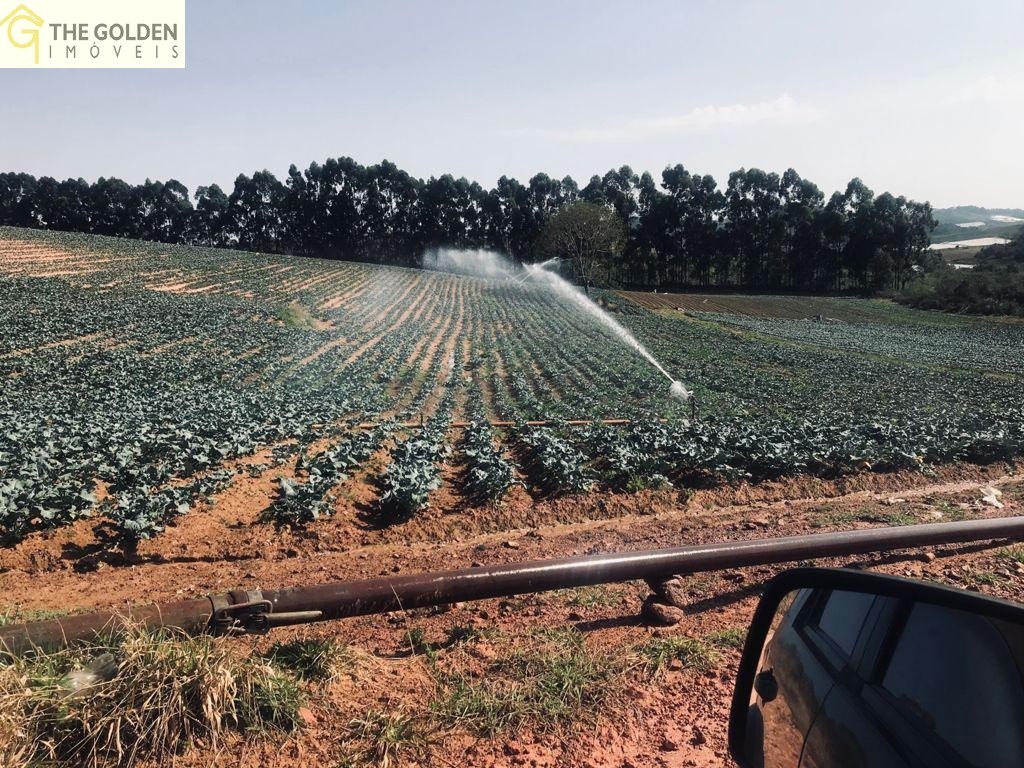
932,205 -> 1024,243
1,226 -> 1023,548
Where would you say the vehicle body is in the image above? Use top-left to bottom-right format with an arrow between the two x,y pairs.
730,568 -> 1024,768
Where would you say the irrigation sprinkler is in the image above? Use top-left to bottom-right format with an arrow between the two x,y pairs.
3,516 -> 1024,655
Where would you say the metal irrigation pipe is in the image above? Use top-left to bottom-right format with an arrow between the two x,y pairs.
354,418 -> 667,430
3,516 -> 1023,655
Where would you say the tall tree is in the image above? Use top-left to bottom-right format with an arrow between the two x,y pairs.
136,179 -> 191,243
191,184 -> 229,247
359,160 -> 421,265
226,171 -> 287,253
90,177 -> 136,238
632,171 -> 674,286
538,202 -> 626,292
778,169 -> 824,289
840,178 -> 877,291
0,172 -> 38,227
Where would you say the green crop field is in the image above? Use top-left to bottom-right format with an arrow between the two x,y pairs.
2,226 -> 1023,547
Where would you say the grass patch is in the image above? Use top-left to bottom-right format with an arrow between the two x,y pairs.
998,546 -> 1024,564
264,637 -> 353,681
443,624 -> 496,646
345,709 -> 426,768
403,627 -> 438,660
963,569 -> 1008,588
560,585 -> 616,608
811,507 -> 916,529
640,636 -> 719,674
622,473 -> 672,492
275,302 -> 324,330
866,509 -> 918,526
0,624 -> 304,768
641,627 -> 746,675
706,626 -> 747,649
431,628 -> 623,735
931,499 -> 973,522
810,508 -> 860,528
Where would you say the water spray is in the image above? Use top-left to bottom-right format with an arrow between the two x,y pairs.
423,247 -> 695,408
669,380 -> 692,402
528,260 -> 694,406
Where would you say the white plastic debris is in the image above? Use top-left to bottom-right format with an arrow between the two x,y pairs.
980,486 -> 1004,509
60,652 -> 118,697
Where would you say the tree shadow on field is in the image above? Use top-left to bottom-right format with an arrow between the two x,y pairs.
355,499 -> 413,531
62,533 -> 260,572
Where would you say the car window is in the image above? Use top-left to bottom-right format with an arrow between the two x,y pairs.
813,589 -> 876,657
881,602 -> 1024,767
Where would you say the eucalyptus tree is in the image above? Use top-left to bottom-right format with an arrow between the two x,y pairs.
190,184 -> 230,247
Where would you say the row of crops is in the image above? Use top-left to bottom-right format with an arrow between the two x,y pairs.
697,313 -> 1024,375
2,226 -> 1023,547
262,408 -> 1024,526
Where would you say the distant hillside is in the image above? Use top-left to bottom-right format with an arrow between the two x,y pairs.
932,206 -> 1024,243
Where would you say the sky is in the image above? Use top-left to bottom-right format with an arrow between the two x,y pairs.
1,0 -> 1022,208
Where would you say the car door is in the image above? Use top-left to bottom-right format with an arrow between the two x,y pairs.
751,588 -> 878,768
786,588 -> 906,768
801,597 -> 1024,768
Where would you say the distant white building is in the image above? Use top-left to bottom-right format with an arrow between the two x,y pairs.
929,237 -> 1012,250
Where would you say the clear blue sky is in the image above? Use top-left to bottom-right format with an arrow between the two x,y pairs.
2,0 -> 1022,208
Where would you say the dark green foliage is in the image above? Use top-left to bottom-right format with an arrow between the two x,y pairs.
379,404 -> 453,518
517,427 -> 593,494
109,470 -> 234,547
461,421 -> 518,502
577,413 -> 1024,492
899,237 -> 1024,316
265,424 -> 391,526
0,161 -> 935,293
0,235 -> 402,543
2,227 -> 1024,545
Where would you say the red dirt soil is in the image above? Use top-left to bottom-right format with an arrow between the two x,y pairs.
3,463 -> 1023,767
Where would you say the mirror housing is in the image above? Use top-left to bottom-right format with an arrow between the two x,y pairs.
729,567 -> 1024,768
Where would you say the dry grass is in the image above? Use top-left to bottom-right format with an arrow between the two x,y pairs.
0,624 -> 304,768
275,301 -> 330,331
345,708 -> 428,768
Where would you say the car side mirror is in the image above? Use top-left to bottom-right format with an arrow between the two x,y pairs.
729,568 -> 1024,768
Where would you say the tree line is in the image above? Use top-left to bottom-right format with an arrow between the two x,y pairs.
0,158 -> 936,292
